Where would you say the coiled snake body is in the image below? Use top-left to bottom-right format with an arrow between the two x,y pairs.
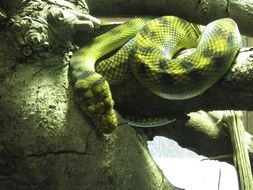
70,16 -> 241,133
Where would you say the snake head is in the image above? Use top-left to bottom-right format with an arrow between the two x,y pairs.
74,72 -> 117,134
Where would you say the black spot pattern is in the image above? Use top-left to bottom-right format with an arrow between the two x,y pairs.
202,49 -> 213,57
139,46 -> 152,55
92,76 -> 106,88
75,70 -> 94,81
180,60 -> 194,72
160,73 -> 175,85
148,31 -> 156,38
227,33 -> 234,45
158,59 -> 168,70
188,69 -> 204,81
140,26 -> 150,36
211,54 -> 226,68
157,17 -> 171,26
74,86 -> 86,95
137,62 -> 147,74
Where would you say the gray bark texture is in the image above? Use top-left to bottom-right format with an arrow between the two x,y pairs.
0,0 -> 253,189
112,48 -> 253,115
86,0 -> 253,37
224,111 -> 253,190
0,63 -> 175,190
0,0 -> 179,190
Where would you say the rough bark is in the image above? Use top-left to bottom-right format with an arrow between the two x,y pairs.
112,48 -> 253,116
86,0 -> 253,37
0,0 -> 178,189
141,110 -> 253,170
0,61 -> 174,189
224,111 -> 253,190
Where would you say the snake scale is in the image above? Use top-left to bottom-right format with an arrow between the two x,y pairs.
70,16 -> 241,133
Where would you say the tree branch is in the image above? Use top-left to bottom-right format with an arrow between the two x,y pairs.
86,0 -> 253,36
112,48 -> 253,117
109,48 -> 253,170
140,110 -> 253,171
224,111 -> 253,190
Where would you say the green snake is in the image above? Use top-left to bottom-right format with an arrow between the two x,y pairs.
70,16 -> 241,133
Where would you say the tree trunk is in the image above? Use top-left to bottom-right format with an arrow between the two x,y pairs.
0,0 -> 179,189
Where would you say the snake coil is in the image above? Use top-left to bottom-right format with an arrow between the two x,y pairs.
70,16 -> 241,133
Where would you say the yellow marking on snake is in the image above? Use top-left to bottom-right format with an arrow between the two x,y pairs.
70,16 -> 241,133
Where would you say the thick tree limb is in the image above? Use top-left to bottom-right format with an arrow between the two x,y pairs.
141,110 -> 253,171
86,0 -> 253,36
0,35 -> 178,190
112,48 -> 253,118
0,1 -> 179,189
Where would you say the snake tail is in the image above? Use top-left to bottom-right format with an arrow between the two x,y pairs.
125,115 -> 176,128
70,17 -> 151,133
